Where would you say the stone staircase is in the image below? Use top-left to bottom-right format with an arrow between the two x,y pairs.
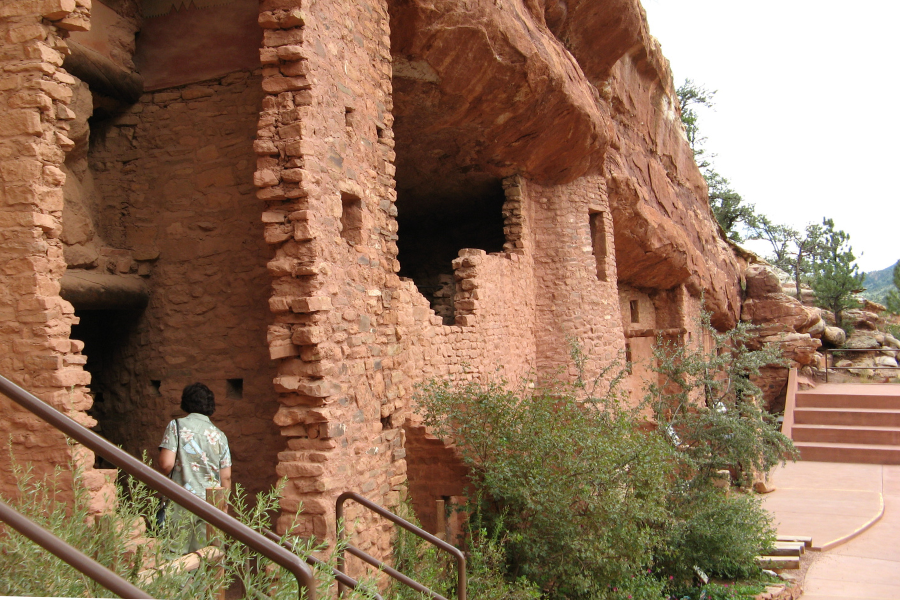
789,383 -> 900,464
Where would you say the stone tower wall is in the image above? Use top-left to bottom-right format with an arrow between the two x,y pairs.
0,0 -> 115,513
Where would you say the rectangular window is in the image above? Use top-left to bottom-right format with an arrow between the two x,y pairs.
340,192 -> 363,245
226,378 -> 243,400
630,300 -> 640,324
589,210 -> 608,282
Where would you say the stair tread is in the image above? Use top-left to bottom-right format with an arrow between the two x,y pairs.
794,407 -> 900,413
794,441 -> 900,450
792,423 -> 900,431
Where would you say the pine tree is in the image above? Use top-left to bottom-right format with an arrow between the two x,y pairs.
810,219 -> 865,328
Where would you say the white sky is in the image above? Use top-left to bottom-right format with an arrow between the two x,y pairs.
641,0 -> 900,273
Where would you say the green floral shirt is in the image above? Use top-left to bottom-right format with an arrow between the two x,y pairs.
159,413 -> 232,498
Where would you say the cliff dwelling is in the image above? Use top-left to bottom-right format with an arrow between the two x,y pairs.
0,0 -> 822,567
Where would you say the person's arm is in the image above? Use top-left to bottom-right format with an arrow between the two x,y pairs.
219,466 -> 232,490
158,448 -> 176,476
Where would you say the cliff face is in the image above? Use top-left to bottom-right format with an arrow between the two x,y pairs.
388,0 -> 743,328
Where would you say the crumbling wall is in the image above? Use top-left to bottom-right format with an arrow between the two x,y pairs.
0,0 -> 115,514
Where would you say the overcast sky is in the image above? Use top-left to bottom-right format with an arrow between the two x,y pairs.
641,0 -> 899,273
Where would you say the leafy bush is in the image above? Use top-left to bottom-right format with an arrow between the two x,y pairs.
657,487 -> 775,584
390,502 -> 540,600
415,372 -> 675,600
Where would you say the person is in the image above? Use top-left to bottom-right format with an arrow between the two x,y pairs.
158,382 -> 232,555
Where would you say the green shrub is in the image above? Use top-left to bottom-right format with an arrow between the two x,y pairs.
0,454 -> 377,600
656,488 -> 775,583
415,373 -> 675,600
390,503 -> 540,600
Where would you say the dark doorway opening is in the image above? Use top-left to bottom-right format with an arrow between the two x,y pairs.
71,309 -> 143,468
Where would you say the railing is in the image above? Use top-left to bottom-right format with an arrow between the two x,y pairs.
336,492 -> 467,600
824,347 -> 900,383
0,499 -> 150,598
0,374 -> 317,600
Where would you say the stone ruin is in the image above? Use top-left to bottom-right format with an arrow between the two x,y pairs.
0,0 -> 818,561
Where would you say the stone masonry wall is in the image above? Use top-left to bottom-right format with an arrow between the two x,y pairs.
85,70 -> 282,497
530,174 -> 626,387
0,0 -> 115,514
253,0 -> 545,564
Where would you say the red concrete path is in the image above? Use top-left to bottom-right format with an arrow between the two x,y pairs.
761,461 -> 900,599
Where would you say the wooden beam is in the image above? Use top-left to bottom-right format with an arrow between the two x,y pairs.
63,41 -> 144,104
60,270 -> 149,310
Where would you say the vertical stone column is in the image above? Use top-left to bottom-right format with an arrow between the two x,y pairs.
256,0 -> 403,554
0,0 -> 114,513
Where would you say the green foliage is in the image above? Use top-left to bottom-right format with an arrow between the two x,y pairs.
0,454 -> 376,600
415,313 -> 793,598
675,80 -> 756,242
676,79 -> 716,168
810,218 -> 865,328
747,217 -> 828,301
646,311 -> 796,489
415,375 -> 674,600
390,503 -> 540,600
657,488 -> 775,583
705,170 -> 758,243
884,261 -> 900,314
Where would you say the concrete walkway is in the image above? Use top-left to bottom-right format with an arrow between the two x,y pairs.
761,461 -> 900,600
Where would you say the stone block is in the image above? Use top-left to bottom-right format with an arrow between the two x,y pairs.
276,462 -> 325,478
291,325 -> 324,345
291,296 -> 332,313
0,109 -> 42,136
263,28 -> 304,48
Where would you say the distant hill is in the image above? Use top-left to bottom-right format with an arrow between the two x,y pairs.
862,261 -> 899,303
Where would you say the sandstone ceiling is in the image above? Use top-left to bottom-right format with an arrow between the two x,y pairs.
387,0 -> 623,216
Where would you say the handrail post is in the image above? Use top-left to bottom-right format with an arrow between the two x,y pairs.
336,491 -> 466,600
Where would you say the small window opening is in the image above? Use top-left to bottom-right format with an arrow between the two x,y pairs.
629,300 -> 640,324
150,380 -> 161,396
589,211 -> 608,282
345,107 -> 356,130
340,192 -> 364,245
381,415 -> 393,430
226,378 -> 243,400
376,125 -> 385,139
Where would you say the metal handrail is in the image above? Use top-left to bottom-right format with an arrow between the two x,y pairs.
0,374 -> 317,600
824,347 -> 900,383
0,499 -> 151,598
336,491 -> 466,600
261,529 -> 383,600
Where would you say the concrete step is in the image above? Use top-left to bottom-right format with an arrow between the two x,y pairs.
756,555 -> 800,570
776,535 -> 812,549
767,541 -> 805,556
792,424 -> 900,445
793,407 -> 900,428
795,441 -> 900,465
796,391 -> 900,410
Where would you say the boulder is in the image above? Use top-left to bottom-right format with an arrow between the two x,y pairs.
745,264 -> 782,298
875,356 -> 899,368
885,335 -> 900,350
841,309 -> 880,331
845,332 -> 880,350
822,326 -> 846,347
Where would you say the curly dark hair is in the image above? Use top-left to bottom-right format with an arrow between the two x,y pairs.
181,382 -> 215,416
